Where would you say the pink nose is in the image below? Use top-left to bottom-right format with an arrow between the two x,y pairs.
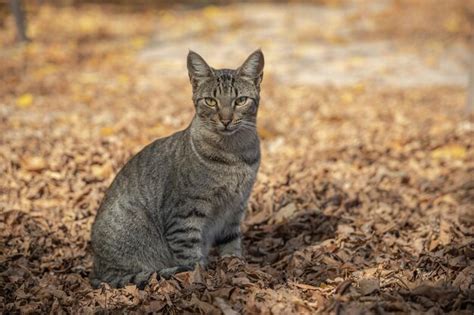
221,119 -> 231,127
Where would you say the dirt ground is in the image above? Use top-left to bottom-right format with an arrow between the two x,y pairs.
1,1 -> 473,314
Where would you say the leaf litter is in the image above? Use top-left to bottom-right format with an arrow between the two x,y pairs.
1,1 -> 473,314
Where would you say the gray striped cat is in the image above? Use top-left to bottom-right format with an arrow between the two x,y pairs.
90,50 -> 264,288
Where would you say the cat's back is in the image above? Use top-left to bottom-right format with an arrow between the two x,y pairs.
96,129 -> 187,215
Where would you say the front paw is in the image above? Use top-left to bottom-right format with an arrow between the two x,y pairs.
158,265 -> 194,279
220,252 -> 242,259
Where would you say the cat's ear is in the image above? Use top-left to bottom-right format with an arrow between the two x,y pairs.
237,49 -> 264,87
187,50 -> 214,90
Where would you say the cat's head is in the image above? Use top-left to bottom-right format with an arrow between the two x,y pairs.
187,50 -> 264,136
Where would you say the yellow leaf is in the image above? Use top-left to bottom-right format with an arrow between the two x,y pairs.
340,92 -> 353,103
16,93 -> 33,108
431,145 -> 466,160
257,126 -> 278,140
349,56 -> 365,67
100,127 -> 115,137
79,16 -> 96,34
202,5 -> 221,18
131,37 -> 146,49
351,82 -> 366,94
443,15 -> 461,33
117,74 -> 129,85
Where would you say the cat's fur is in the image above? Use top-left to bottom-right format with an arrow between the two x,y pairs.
90,50 -> 264,288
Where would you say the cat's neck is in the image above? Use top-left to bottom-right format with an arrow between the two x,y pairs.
188,116 -> 260,165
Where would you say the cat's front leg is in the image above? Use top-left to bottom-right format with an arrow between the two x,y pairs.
215,224 -> 242,258
165,208 -> 209,269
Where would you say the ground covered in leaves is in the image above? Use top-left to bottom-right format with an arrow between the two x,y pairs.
1,1 -> 474,314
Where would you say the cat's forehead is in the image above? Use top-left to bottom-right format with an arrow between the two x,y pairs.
212,69 -> 251,87
193,68 -> 257,98
213,69 -> 236,81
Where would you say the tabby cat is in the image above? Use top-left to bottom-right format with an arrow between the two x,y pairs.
90,50 -> 264,288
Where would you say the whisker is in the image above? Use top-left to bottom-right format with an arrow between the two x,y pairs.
241,122 -> 256,128
239,124 -> 256,132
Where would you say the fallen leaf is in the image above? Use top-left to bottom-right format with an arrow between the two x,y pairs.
100,127 -> 116,137
452,266 -> 474,290
431,145 -> 466,160
273,203 -> 297,224
215,297 -> 239,315
16,93 -> 34,108
23,156 -> 47,171
91,163 -> 113,180
358,278 -> 380,296
439,218 -> 451,246
293,283 -> 320,290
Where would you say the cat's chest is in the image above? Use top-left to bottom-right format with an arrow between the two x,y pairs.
207,166 -> 256,204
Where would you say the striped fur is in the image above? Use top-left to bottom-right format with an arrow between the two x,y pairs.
90,50 -> 264,288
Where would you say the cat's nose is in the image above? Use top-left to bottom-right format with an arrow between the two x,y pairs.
221,119 -> 232,127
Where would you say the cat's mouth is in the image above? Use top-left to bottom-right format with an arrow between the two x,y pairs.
217,123 -> 241,136
218,127 -> 239,136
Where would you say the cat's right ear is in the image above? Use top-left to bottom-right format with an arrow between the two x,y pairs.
187,50 -> 214,91
237,49 -> 264,88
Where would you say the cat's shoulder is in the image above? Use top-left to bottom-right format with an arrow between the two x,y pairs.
141,129 -> 187,154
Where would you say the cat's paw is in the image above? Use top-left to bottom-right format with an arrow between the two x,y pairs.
220,252 -> 243,258
158,265 -> 194,279
219,254 -> 245,264
90,278 -> 102,289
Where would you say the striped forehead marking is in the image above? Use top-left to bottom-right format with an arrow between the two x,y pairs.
212,71 -> 238,98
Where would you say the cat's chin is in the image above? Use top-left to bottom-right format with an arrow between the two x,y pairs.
217,128 -> 239,136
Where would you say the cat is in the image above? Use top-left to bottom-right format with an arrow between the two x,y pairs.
90,49 -> 264,289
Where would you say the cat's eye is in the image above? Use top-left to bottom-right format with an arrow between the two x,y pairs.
204,98 -> 217,107
235,96 -> 248,106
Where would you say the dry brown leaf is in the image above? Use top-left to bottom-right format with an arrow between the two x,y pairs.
91,163 -> 113,180
188,294 -> 221,315
439,218 -> 452,246
272,203 -> 297,224
22,156 -> 48,172
452,266 -> 474,290
358,278 -> 380,296
214,297 -> 239,315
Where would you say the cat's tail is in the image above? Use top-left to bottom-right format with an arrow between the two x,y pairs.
90,265 -> 194,289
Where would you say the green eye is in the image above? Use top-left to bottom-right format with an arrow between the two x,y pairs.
205,98 -> 217,107
235,96 -> 248,106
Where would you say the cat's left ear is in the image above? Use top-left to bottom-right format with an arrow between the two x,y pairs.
187,50 -> 214,91
237,49 -> 264,87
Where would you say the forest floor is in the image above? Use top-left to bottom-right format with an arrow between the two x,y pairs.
1,0 -> 473,314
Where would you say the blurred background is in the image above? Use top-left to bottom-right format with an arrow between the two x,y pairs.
1,0 -> 474,313
2,0 -> 472,85
1,0 -> 472,149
